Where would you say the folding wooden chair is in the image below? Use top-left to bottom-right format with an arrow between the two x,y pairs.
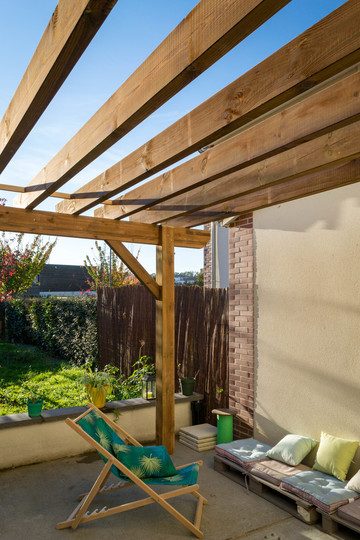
56,403 -> 207,538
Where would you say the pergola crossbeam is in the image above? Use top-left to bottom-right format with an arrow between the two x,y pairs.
55,0 -> 360,216
165,159 -> 360,228
129,118 -> 360,226
13,0 -> 291,211
0,205 -> 209,248
0,0 -> 117,173
117,69 -> 360,223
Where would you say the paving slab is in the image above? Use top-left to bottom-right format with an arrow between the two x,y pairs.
0,441 -> 331,540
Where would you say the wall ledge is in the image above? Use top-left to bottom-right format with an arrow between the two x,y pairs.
0,392 -> 203,430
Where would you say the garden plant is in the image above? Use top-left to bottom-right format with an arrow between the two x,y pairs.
0,342 -> 155,416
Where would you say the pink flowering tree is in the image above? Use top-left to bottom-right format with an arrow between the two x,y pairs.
0,233 -> 56,301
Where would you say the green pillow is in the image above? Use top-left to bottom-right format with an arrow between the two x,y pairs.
114,445 -> 178,479
313,432 -> 359,482
266,434 -> 317,466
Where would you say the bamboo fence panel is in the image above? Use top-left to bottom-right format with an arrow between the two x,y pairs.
97,285 -> 228,423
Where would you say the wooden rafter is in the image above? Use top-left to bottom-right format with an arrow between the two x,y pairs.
101,69 -> 360,221
128,117 -> 360,226
0,0 -> 117,173
13,0 -> 290,211
165,159 -> 360,228
0,205 -> 209,248
0,183 -> 73,200
106,240 -> 160,299
55,0 -> 360,216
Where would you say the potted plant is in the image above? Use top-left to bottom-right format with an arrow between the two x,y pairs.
27,388 -> 44,417
178,364 -> 199,396
81,363 -> 116,408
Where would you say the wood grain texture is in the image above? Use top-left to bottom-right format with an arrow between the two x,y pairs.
166,159 -> 360,228
156,227 -> 175,453
55,0 -> 360,216
130,116 -> 360,225
0,205 -> 210,248
106,240 -> 160,299
0,0 -> 117,173
14,0 -> 290,210
105,69 -> 360,221
61,0 -> 360,217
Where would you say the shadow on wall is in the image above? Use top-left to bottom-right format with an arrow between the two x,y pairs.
253,184 -> 360,233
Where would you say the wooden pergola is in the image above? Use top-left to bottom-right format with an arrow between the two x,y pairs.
0,0 -> 359,452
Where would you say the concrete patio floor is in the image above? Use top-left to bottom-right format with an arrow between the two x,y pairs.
0,441 -> 332,540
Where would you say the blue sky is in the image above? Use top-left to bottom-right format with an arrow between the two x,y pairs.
0,0 -> 345,272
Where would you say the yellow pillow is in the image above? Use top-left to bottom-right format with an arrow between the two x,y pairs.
313,432 -> 358,482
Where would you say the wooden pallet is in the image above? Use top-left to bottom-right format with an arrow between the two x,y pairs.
318,508 -> 360,540
214,455 -> 319,525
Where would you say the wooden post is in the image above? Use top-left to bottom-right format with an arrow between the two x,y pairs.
156,226 -> 175,454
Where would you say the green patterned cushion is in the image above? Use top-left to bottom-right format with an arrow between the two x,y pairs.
144,462 -> 199,486
78,411 -> 125,449
114,445 -> 177,479
78,410 -> 125,478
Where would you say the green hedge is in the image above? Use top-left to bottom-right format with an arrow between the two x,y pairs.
5,297 -> 98,364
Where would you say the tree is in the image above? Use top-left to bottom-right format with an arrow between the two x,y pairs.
194,269 -> 204,287
84,241 -> 139,290
0,233 -> 57,301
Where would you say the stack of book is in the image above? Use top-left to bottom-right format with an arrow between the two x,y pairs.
179,423 -> 217,452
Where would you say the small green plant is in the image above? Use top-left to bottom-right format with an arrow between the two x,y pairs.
81,361 -> 118,406
80,361 -> 116,390
115,355 -> 155,400
27,388 -> 43,403
23,379 -> 44,403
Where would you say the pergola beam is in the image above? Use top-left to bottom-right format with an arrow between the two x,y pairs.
0,0 -> 117,173
106,240 -> 161,299
118,69 -> 360,223
166,159 -> 360,228
14,0 -> 291,210
129,118 -> 360,226
0,205 -> 209,249
55,0 -> 360,216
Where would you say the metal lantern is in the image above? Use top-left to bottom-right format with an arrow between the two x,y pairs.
142,375 -> 156,400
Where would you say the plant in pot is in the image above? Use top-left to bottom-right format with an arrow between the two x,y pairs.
27,387 -> 44,418
81,362 -> 116,408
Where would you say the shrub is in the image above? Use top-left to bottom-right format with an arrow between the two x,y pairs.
5,297 -> 98,364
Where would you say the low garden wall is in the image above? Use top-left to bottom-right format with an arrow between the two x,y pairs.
0,393 -> 202,470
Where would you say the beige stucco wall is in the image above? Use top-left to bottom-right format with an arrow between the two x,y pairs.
254,183 -> 360,474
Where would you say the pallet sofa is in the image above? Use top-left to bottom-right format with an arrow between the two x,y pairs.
214,433 -> 360,539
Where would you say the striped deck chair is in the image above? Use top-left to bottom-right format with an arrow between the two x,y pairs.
56,403 -> 207,538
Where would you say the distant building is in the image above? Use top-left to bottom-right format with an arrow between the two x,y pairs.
174,274 -> 198,285
25,264 -> 92,297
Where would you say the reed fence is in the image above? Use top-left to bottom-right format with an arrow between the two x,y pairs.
97,285 -> 228,422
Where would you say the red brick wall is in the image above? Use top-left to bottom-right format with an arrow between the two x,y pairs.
203,224 -> 212,288
203,216 -> 255,438
228,214 -> 254,439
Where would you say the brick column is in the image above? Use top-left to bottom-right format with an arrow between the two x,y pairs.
203,224 -> 212,288
229,214 -> 254,439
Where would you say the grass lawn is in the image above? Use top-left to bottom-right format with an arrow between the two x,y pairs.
0,342 -> 90,415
